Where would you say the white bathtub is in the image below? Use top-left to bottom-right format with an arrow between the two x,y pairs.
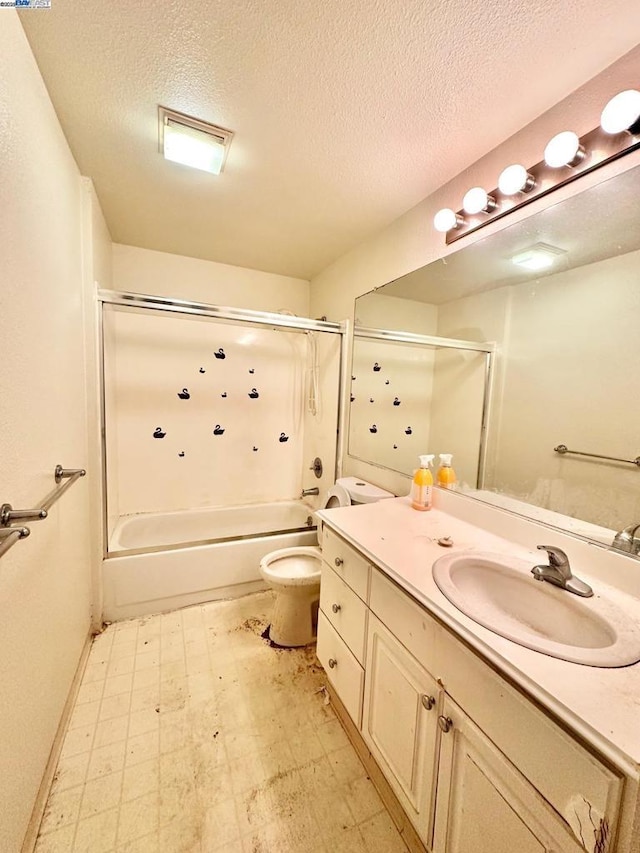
103,501 -> 318,621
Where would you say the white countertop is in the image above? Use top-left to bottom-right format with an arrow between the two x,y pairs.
317,497 -> 640,773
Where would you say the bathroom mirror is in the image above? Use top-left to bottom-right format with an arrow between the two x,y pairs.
349,162 -> 640,545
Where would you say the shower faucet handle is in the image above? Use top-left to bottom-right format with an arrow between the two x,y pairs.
309,457 -> 323,478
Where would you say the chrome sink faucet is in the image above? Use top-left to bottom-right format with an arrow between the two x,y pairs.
531,545 -> 593,597
611,522 -> 640,556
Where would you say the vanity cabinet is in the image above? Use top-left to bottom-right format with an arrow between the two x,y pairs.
362,612 -> 440,844
433,695 -> 584,853
317,524 -> 624,853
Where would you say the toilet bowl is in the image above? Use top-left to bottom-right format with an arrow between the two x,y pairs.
259,546 -> 322,647
259,478 -> 393,647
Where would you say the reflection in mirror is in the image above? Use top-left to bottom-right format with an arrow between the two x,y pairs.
351,162 -> 640,547
348,332 -> 491,488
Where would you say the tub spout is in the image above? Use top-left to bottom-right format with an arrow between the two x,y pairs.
301,488 -> 320,497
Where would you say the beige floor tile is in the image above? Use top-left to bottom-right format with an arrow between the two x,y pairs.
127,706 -> 160,738
343,774 -> 384,824
103,672 -> 134,698
79,771 -> 123,819
358,810 -> 408,852
86,740 -> 126,780
34,823 -> 76,853
75,680 -> 105,706
326,744 -> 368,785
327,825 -> 370,852
107,655 -> 136,677
99,692 -> 131,722
38,784 -> 84,835
51,750 -> 91,793
116,831 -> 159,853
116,791 -> 159,846
126,729 -> 160,766
288,728 -> 326,765
73,807 -> 119,853
316,717 -> 350,753
93,715 -> 129,749
122,757 -> 159,802
200,796 -> 241,849
68,699 -> 101,731
310,788 -> 357,839
61,724 -> 95,758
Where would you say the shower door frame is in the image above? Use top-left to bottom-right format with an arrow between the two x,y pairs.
97,289 -> 349,560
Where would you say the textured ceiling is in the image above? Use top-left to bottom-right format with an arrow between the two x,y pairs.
20,1 -> 640,280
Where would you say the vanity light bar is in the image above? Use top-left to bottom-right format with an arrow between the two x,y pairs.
435,88 -> 640,244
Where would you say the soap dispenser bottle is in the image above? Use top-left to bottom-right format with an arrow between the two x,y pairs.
411,454 -> 434,511
437,454 -> 457,489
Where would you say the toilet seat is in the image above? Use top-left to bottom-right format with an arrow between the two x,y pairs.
259,546 -> 322,586
323,483 -> 351,509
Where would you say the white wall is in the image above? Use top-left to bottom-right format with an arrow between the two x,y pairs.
113,243 -> 311,315
0,14 -> 98,852
310,44 -> 640,497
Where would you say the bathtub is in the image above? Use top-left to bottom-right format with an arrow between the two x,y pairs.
103,500 -> 318,621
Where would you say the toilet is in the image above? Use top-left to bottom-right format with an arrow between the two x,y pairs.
259,477 -> 393,646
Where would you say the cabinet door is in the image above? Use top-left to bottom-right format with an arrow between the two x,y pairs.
433,696 -> 584,853
362,613 -> 440,846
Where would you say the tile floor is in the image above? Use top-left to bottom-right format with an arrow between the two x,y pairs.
34,591 -> 408,852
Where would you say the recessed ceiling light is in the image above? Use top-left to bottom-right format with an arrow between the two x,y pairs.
158,107 -> 234,175
511,243 -> 566,271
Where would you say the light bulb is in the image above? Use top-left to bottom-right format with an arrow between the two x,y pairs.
462,187 -> 496,215
544,131 -> 585,168
600,89 -> 640,134
498,164 -> 535,196
433,208 -> 462,233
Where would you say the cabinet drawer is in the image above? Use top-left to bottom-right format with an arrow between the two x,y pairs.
321,526 -> 370,601
370,567 -> 438,674
317,610 -> 364,727
320,565 -> 368,664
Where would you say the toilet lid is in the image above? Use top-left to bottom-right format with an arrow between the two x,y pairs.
323,483 -> 351,508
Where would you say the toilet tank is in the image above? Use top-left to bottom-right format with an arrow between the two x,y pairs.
336,477 -> 394,505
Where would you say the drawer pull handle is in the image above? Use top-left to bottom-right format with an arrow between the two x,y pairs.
438,715 -> 453,733
421,695 -> 435,711
332,603 -> 341,613
334,557 -> 344,567
328,658 -> 338,669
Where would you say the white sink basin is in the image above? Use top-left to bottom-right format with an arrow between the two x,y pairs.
432,551 -> 640,667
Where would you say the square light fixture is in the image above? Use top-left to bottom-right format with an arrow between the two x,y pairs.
511,243 -> 566,271
158,107 -> 233,175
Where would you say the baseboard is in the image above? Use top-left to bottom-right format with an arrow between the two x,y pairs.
328,686 -> 428,853
21,632 -> 94,853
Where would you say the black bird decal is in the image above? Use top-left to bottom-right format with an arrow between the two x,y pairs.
350,395 -> 355,402
248,388 -> 259,399
279,433 -> 289,443
405,426 -> 413,435
352,375 -> 356,381
393,444 -> 398,449
253,446 -> 258,452
369,425 -> 378,434
178,388 -> 190,400
153,427 -> 166,438
178,451 -> 185,457
199,367 -> 206,374
249,368 -> 255,374
393,397 -> 401,406
369,398 -> 374,403
213,425 -> 225,435
221,392 -> 227,398
214,348 -> 226,359
373,362 -> 381,372
385,380 -> 390,385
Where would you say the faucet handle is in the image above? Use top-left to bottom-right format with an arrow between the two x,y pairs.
536,545 -> 569,570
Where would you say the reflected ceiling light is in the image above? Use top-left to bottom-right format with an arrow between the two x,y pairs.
600,89 -> 640,135
462,187 -> 496,215
498,164 -> 535,196
433,208 -> 464,233
543,131 -> 585,168
511,243 -> 566,271
159,107 -> 234,175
